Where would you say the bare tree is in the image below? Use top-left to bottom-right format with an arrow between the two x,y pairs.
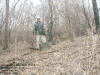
47,0 -> 54,43
92,0 -> 100,32
3,0 -> 9,50
82,0 -> 92,29
64,0 -> 75,41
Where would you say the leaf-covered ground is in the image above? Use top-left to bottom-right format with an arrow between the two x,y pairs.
0,35 -> 100,75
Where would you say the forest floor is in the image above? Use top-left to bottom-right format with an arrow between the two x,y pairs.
0,35 -> 100,75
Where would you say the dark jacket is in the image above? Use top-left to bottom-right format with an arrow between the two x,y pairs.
34,22 -> 45,35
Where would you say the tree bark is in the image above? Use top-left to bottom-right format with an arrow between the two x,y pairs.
82,0 -> 92,29
48,0 -> 53,43
3,0 -> 9,50
92,0 -> 100,32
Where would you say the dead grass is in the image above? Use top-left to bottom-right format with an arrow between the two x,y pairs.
0,34 -> 100,75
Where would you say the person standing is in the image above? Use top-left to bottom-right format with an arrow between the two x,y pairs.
34,18 -> 46,50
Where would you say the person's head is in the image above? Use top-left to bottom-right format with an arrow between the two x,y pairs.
37,18 -> 40,22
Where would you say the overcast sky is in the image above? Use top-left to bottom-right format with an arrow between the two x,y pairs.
97,0 -> 100,8
0,0 -> 100,13
31,0 -> 41,6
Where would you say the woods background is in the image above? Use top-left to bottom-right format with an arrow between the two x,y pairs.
0,0 -> 99,50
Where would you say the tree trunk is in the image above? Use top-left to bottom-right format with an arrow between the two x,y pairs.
3,0 -> 9,50
48,0 -> 53,43
92,0 -> 100,32
82,0 -> 92,29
